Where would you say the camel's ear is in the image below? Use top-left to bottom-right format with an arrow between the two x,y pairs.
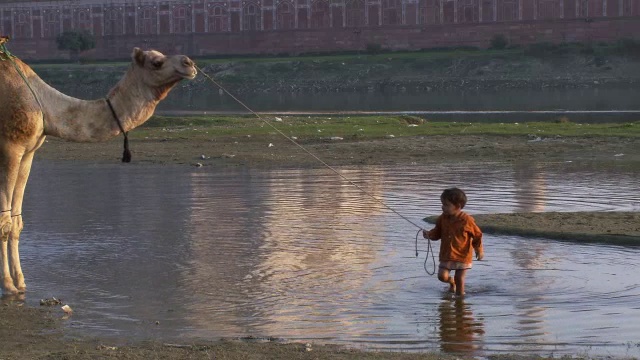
132,47 -> 145,66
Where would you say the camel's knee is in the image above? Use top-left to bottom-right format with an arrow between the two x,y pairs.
0,214 -> 11,240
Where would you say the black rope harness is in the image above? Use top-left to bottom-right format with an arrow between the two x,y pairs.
106,98 -> 132,163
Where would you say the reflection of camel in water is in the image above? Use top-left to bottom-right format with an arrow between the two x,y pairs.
438,298 -> 484,353
0,40 -> 196,294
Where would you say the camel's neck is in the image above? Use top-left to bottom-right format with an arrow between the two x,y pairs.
39,65 -> 169,142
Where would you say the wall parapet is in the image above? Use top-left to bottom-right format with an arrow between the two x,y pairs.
0,0 -> 638,60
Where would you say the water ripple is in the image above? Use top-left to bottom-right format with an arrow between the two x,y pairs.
18,160 -> 640,358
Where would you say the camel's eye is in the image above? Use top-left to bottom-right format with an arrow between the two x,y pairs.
151,59 -> 164,69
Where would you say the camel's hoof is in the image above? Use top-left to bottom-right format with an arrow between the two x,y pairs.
14,274 -> 26,292
2,277 -> 20,295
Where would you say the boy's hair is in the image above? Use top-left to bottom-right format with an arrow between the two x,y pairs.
441,188 -> 467,209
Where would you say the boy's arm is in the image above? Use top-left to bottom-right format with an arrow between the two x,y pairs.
423,216 -> 441,240
469,218 -> 484,260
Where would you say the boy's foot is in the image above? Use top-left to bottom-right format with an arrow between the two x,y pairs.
448,279 -> 456,293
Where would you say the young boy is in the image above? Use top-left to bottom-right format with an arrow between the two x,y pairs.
423,188 -> 483,297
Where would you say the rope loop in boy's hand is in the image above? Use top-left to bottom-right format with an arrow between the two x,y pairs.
415,229 -> 436,276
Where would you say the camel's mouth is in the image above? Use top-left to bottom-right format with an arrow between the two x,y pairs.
179,68 -> 197,79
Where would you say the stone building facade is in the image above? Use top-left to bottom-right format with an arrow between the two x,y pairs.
0,0 -> 639,59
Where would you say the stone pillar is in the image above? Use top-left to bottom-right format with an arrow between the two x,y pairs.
156,5 -> 160,34
619,0 -> 623,15
454,0 -> 457,22
169,5 -> 173,33
134,4 -> 138,35
521,0 -> 525,19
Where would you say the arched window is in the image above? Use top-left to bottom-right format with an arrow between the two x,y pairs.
173,5 -> 190,33
244,3 -> 260,30
15,12 -> 30,38
311,0 -> 330,27
44,11 -> 59,37
382,0 -> 401,25
538,0 -> 561,19
139,6 -> 156,34
277,1 -> 295,29
105,8 -> 121,35
458,0 -> 479,22
346,0 -> 366,26
77,10 -> 91,30
208,5 -> 227,32
497,0 -> 518,21
420,0 -> 441,24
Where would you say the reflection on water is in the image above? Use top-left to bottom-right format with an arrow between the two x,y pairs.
438,298 -> 484,353
19,160 -> 640,357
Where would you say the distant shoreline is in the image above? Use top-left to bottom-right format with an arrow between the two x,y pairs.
427,212 -> 640,245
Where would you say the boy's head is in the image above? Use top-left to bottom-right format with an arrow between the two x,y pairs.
440,188 -> 467,209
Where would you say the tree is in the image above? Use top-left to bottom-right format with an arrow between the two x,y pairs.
56,30 -> 96,61
489,34 -> 508,50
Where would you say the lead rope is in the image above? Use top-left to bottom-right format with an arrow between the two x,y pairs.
195,64 -> 437,275
416,229 -> 436,275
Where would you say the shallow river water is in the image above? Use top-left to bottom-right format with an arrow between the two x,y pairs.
17,160 -> 640,357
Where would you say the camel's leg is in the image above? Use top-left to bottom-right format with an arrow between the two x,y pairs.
0,150 -> 21,295
9,151 -> 36,292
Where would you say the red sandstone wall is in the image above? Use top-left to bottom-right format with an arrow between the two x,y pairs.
4,17 -> 640,60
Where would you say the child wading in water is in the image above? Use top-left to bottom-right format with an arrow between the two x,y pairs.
424,188 -> 483,297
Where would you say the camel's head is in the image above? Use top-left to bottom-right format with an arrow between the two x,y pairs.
131,47 -> 197,90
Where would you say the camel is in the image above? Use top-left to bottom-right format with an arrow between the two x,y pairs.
0,41 -> 197,294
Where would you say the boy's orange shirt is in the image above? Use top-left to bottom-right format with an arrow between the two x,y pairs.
427,211 -> 483,264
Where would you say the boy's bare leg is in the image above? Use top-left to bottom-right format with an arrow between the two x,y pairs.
438,268 -> 456,293
454,269 -> 467,296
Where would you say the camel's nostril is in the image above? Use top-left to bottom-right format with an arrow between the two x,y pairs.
182,56 -> 194,67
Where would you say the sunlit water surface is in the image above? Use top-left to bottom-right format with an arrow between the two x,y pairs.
16,160 -> 640,357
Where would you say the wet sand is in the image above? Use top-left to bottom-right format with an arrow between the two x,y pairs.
474,212 -> 640,245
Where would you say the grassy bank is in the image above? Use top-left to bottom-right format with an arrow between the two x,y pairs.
136,115 -> 640,141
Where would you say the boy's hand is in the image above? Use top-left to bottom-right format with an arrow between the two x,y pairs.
476,252 -> 484,261
422,230 -> 428,239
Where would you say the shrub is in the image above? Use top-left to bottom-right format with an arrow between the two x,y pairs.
613,38 -> 640,57
490,34 -> 509,50
56,30 -> 95,61
365,43 -> 383,54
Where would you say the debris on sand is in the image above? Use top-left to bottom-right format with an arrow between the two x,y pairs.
39,297 -> 62,306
